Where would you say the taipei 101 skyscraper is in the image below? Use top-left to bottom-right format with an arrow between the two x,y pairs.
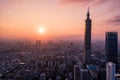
84,8 -> 92,65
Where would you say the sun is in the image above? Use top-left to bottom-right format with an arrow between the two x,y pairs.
38,27 -> 45,34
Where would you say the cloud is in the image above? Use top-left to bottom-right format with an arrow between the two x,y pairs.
106,15 -> 120,25
60,0 -> 94,4
59,0 -> 120,15
60,0 -> 94,5
59,0 -> 120,9
109,3 -> 120,12
60,0 -> 119,4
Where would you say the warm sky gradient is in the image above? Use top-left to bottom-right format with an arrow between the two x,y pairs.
0,0 -> 120,40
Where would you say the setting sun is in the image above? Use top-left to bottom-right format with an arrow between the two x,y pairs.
38,27 -> 45,34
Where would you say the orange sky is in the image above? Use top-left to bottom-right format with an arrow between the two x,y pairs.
0,0 -> 120,40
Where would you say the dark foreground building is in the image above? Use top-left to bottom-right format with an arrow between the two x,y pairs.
105,32 -> 118,71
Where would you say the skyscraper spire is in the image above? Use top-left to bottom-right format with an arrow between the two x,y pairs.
87,7 -> 90,18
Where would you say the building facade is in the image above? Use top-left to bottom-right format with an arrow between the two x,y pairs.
106,62 -> 116,80
105,32 -> 118,71
84,8 -> 92,65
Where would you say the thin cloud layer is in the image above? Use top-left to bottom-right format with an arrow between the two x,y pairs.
60,0 -> 94,4
60,0 -> 119,5
60,0 -> 94,6
106,15 -> 120,25
60,0 -> 120,11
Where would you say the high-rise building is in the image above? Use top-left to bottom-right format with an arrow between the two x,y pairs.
36,40 -> 41,46
74,65 -> 80,80
106,62 -> 116,80
105,32 -> 118,71
49,41 -> 53,49
84,7 -> 92,65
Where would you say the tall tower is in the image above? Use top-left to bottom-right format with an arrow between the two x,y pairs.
105,32 -> 118,72
84,7 -> 92,65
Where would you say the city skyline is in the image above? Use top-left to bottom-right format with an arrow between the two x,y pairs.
0,0 -> 120,40
0,1 -> 120,79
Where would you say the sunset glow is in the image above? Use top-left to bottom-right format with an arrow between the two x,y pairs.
0,0 -> 120,40
38,27 -> 45,34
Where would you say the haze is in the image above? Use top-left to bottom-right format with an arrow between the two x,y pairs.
0,0 -> 120,40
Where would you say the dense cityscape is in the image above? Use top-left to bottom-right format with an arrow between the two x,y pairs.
0,40 -> 119,80
0,8 -> 120,80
